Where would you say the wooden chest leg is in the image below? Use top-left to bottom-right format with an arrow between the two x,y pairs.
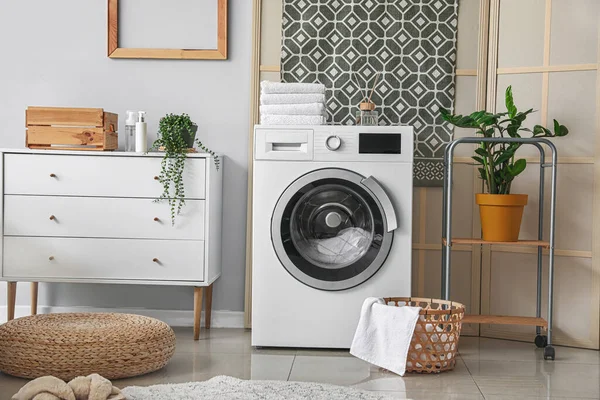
205,283 -> 213,329
31,282 -> 39,315
193,287 -> 204,340
7,282 -> 17,321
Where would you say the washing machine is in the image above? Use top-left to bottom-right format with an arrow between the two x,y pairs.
252,125 -> 413,348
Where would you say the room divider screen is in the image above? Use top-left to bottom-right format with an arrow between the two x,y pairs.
245,0 -> 600,349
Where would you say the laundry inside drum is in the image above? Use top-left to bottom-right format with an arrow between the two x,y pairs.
290,184 -> 375,269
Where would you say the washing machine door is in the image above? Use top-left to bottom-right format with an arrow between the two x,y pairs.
271,168 -> 397,291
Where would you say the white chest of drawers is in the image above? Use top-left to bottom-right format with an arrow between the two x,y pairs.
0,149 -> 223,339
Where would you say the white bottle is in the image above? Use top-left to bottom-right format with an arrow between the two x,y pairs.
135,111 -> 147,153
125,111 -> 137,152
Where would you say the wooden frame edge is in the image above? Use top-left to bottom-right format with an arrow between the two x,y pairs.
217,0 -> 228,59
107,0 -> 118,56
479,0 -> 500,339
109,48 -> 227,60
107,0 -> 228,60
497,64 -> 598,75
591,8 -> 600,349
417,188 -> 427,297
467,0 -> 491,337
540,0 -> 552,127
244,0 -> 263,329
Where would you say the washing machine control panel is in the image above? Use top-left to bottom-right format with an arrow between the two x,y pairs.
313,126 -> 413,162
254,125 -> 413,162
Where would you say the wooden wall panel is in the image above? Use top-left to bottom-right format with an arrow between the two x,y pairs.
549,0 -> 599,65
260,71 -> 280,82
552,256 -> 594,346
488,252 -> 539,337
456,0 -> 481,70
259,0 -> 282,66
486,252 -> 596,348
411,250 -> 419,296
247,0 -> 599,347
424,250 -> 478,336
453,76 -> 479,157
495,74 -> 544,158
425,165 -> 474,244
547,71 -> 598,158
509,166 -> 543,243
412,189 -> 421,243
497,0 -> 546,68
480,0 -> 600,348
549,164 -> 594,253
424,250 -> 473,304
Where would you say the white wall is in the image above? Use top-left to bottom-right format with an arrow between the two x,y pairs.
0,0 -> 252,314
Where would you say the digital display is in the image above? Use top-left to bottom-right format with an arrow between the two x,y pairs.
359,133 -> 401,154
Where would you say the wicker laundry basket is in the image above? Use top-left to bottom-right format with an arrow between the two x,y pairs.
0,313 -> 176,380
383,297 -> 465,373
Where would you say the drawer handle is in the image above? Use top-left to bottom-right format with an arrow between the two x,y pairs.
49,173 -> 57,178
49,256 -> 55,261
49,215 -> 56,221
153,217 -> 160,222
152,258 -> 159,263
153,176 -> 159,181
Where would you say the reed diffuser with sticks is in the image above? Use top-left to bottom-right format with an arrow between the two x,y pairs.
354,72 -> 380,126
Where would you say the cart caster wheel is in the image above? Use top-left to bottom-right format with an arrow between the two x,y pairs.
535,334 -> 548,348
543,346 -> 555,360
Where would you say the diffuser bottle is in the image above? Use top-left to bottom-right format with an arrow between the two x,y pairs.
356,102 -> 378,126
135,111 -> 147,153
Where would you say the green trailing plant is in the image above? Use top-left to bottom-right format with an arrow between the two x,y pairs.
149,113 -> 219,225
440,86 -> 569,195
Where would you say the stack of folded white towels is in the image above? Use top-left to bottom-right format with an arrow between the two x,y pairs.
260,81 -> 327,125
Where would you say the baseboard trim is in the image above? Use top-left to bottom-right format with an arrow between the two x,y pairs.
0,306 -> 244,328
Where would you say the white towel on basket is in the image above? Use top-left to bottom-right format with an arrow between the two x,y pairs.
260,103 -> 325,116
350,297 -> 421,376
260,114 -> 325,126
261,81 -> 325,94
261,93 -> 326,105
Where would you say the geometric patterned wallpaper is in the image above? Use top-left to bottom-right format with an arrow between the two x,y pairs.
281,0 -> 459,186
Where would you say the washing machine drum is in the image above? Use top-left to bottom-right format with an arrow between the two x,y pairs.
271,168 -> 396,291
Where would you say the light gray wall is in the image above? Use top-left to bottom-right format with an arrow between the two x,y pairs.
0,0 -> 251,313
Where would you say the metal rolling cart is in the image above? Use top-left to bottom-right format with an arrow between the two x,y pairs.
441,137 -> 558,360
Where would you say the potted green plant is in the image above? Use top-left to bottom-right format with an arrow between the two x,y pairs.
149,113 -> 219,225
440,86 -> 569,242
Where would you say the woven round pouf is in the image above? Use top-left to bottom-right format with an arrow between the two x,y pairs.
0,313 -> 176,380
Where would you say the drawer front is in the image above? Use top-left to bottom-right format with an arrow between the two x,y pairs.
3,237 -> 205,281
4,154 -> 206,198
4,196 -> 205,240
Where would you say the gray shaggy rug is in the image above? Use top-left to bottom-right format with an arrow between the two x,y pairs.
122,375 -> 404,399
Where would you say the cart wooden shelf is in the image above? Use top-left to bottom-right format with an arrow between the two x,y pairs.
442,238 -> 550,249
442,137 -> 558,360
462,315 -> 548,328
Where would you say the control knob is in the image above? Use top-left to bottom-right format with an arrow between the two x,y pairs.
325,135 -> 342,151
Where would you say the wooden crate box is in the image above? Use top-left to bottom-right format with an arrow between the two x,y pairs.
26,107 -> 118,151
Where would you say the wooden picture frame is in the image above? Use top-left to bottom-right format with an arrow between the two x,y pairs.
107,0 -> 228,60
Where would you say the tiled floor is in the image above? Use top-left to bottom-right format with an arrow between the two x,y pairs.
1,328 -> 599,399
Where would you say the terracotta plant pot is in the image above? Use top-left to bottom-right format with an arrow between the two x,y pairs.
476,194 -> 528,242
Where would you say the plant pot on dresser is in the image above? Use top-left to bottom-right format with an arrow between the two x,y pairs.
0,149 -> 223,340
